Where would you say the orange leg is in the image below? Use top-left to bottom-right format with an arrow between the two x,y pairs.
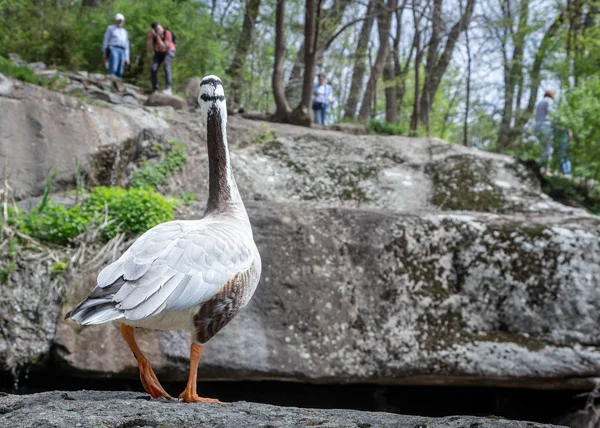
179,343 -> 224,403
120,323 -> 172,400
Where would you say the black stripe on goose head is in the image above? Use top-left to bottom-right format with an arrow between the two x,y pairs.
199,75 -> 225,103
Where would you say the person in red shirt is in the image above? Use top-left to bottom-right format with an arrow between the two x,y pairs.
147,22 -> 176,95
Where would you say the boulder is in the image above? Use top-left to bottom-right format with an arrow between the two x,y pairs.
86,88 -> 128,105
331,122 -> 368,135
63,82 -> 85,95
27,62 -> 46,71
2,76 -> 600,395
0,391 -> 562,428
0,80 -> 169,199
0,73 -> 13,97
47,203 -> 600,389
7,53 -> 25,65
110,78 -> 125,93
176,76 -> 202,107
145,91 -> 187,110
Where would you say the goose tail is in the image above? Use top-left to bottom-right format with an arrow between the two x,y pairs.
65,278 -> 125,325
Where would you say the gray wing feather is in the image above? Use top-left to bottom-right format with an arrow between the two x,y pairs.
68,219 -> 255,325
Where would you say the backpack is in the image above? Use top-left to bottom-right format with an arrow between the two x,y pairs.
163,28 -> 176,45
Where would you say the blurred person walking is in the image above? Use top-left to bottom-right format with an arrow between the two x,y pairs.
534,89 -> 555,174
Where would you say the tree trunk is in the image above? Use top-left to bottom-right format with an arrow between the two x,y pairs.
383,45 -> 397,123
229,0 -> 261,111
514,10 -> 565,130
343,0 -> 376,120
498,0 -> 529,150
410,0 -> 422,134
289,0 -> 321,127
392,5 -> 413,118
463,20 -> 471,146
272,0 -> 291,121
419,0 -> 476,129
419,0 -> 443,131
284,0 -> 353,106
358,0 -> 398,122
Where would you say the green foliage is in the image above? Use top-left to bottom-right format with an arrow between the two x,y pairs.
0,0 -> 233,87
554,76 -> 600,181
178,191 -> 196,205
82,186 -> 175,241
255,127 -> 277,144
49,261 -> 68,276
16,203 -> 90,246
542,175 -> 600,215
367,120 -> 409,136
9,187 -> 175,246
130,141 -> 188,189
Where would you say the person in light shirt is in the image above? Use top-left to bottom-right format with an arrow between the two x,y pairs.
312,72 -> 334,126
102,13 -> 130,79
534,89 -> 555,173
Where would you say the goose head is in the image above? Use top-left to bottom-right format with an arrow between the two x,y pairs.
199,75 -> 227,128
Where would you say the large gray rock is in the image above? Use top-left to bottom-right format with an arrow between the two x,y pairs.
221,119 -> 585,216
0,78 -> 169,198
176,76 -> 202,108
50,203 -> 600,389
7,53 -> 25,65
0,73 -> 12,97
1,76 -> 600,394
0,391 -> 562,428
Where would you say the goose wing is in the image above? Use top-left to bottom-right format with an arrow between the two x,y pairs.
70,220 -> 254,323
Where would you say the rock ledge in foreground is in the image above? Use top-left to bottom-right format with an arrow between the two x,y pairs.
0,391 -> 562,428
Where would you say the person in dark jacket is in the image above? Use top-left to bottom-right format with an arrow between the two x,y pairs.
147,22 -> 176,94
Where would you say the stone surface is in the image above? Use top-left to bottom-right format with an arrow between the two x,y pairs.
0,73 -> 12,96
2,73 -> 600,394
8,53 -> 25,65
52,204 -> 600,389
145,91 -> 188,110
0,76 -> 169,198
27,61 -> 46,70
0,391 -> 562,428
331,122 -> 368,135
176,76 -> 202,108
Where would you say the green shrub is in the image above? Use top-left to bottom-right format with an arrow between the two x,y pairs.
16,203 -> 90,245
179,191 -> 196,205
542,175 -> 600,215
49,261 -> 68,276
10,186 -> 176,246
130,141 -> 188,189
82,186 -> 176,241
367,120 -> 410,136
553,76 -> 600,182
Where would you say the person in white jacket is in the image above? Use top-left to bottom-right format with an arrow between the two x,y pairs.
102,13 -> 130,79
534,89 -> 555,171
312,72 -> 334,126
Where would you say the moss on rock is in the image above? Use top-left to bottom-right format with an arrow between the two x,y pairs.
426,155 -> 506,212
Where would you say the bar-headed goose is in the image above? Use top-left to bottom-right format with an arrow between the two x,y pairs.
65,75 -> 261,403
